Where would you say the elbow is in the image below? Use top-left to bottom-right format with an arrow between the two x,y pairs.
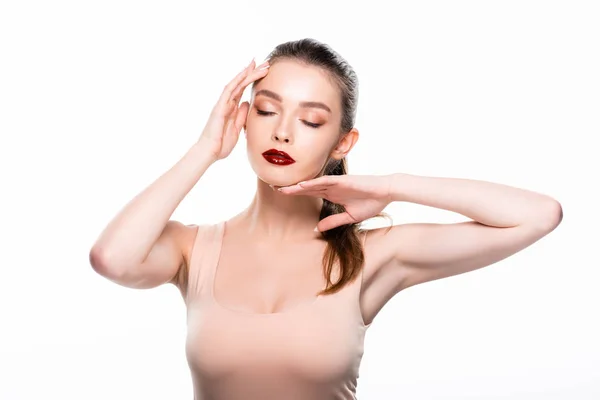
89,246 -> 151,289
534,199 -> 563,232
89,245 -> 124,279
545,199 -> 563,230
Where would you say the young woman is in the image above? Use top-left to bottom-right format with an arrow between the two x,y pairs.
89,38 -> 562,399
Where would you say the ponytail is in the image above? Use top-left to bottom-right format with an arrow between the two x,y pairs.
255,38 -> 392,295
317,158 -> 364,295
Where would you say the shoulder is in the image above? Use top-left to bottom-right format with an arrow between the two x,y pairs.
360,224 -> 398,266
360,222 -> 424,263
162,220 -> 198,246
359,224 -> 414,293
170,221 -> 226,260
173,221 -> 227,265
356,225 -> 416,326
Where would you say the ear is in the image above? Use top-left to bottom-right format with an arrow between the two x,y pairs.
330,128 -> 359,160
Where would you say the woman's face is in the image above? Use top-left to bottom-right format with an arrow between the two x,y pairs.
245,59 -> 353,187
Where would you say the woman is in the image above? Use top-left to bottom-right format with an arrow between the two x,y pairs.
89,38 -> 562,399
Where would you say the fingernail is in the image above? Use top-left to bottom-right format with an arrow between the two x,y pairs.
313,226 -> 319,232
257,61 -> 270,70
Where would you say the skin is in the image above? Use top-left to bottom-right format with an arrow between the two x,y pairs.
90,58 -> 562,326
240,59 -> 358,238
210,59 -> 363,315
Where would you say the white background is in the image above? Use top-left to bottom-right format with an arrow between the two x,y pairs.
1,1 -> 598,399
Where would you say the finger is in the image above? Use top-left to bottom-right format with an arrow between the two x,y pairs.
302,184 -> 336,192
224,101 -> 248,139
277,184 -> 323,195
285,189 -> 328,198
215,60 -> 256,111
316,213 -> 356,232
280,189 -> 329,201
231,101 -> 250,136
277,177 -> 333,194
228,63 -> 270,105
277,185 -> 304,194
297,176 -> 337,189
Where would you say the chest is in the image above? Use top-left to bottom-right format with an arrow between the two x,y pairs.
186,300 -> 365,383
212,238 -> 339,315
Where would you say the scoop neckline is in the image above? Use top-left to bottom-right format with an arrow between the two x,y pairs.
208,220 -> 324,318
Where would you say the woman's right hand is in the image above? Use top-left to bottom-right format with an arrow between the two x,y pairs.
198,59 -> 270,161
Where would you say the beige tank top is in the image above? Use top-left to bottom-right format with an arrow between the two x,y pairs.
182,221 -> 372,400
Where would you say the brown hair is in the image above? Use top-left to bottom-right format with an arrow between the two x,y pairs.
254,38 -> 390,295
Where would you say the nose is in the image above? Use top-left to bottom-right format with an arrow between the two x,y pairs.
271,130 -> 292,144
270,114 -> 294,144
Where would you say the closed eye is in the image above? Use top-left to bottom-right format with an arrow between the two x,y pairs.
256,109 -> 322,129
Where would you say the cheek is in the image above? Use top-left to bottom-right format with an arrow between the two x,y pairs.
292,138 -> 337,180
243,115 -> 339,184
244,140 -> 331,186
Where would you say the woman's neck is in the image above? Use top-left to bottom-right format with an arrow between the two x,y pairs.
236,178 -> 323,240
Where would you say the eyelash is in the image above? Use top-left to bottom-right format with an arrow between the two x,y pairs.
256,109 -> 322,129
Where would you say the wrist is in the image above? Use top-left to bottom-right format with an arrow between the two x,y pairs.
386,173 -> 410,203
185,140 -> 218,171
190,139 -> 219,165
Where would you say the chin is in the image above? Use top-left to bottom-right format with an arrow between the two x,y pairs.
249,158 -> 320,188
256,169 -> 303,188
247,146 -> 327,187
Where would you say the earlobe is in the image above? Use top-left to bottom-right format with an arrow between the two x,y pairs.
330,146 -> 345,161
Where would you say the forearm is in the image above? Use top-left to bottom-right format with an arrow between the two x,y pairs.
91,141 -> 216,267
387,173 -> 562,229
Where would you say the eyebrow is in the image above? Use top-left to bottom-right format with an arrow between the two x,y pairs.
254,89 -> 332,113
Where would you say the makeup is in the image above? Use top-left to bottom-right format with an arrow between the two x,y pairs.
262,149 -> 296,165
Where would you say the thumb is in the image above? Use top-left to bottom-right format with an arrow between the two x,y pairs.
316,212 -> 355,232
234,101 -> 250,134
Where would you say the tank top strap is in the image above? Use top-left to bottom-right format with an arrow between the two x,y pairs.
358,229 -> 372,328
184,221 -> 224,305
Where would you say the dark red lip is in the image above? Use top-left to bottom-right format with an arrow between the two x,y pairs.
262,149 -> 295,165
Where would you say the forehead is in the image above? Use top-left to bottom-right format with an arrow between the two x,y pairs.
253,59 -> 340,111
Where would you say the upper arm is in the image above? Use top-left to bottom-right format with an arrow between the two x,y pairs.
92,220 -> 198,290
379,217 -> 559,291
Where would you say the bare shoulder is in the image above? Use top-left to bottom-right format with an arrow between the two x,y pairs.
357,225 -> 412,326
170,221 -> 201,259
359,225 -> 410,291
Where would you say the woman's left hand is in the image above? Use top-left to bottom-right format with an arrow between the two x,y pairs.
278,174 -> 393,232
